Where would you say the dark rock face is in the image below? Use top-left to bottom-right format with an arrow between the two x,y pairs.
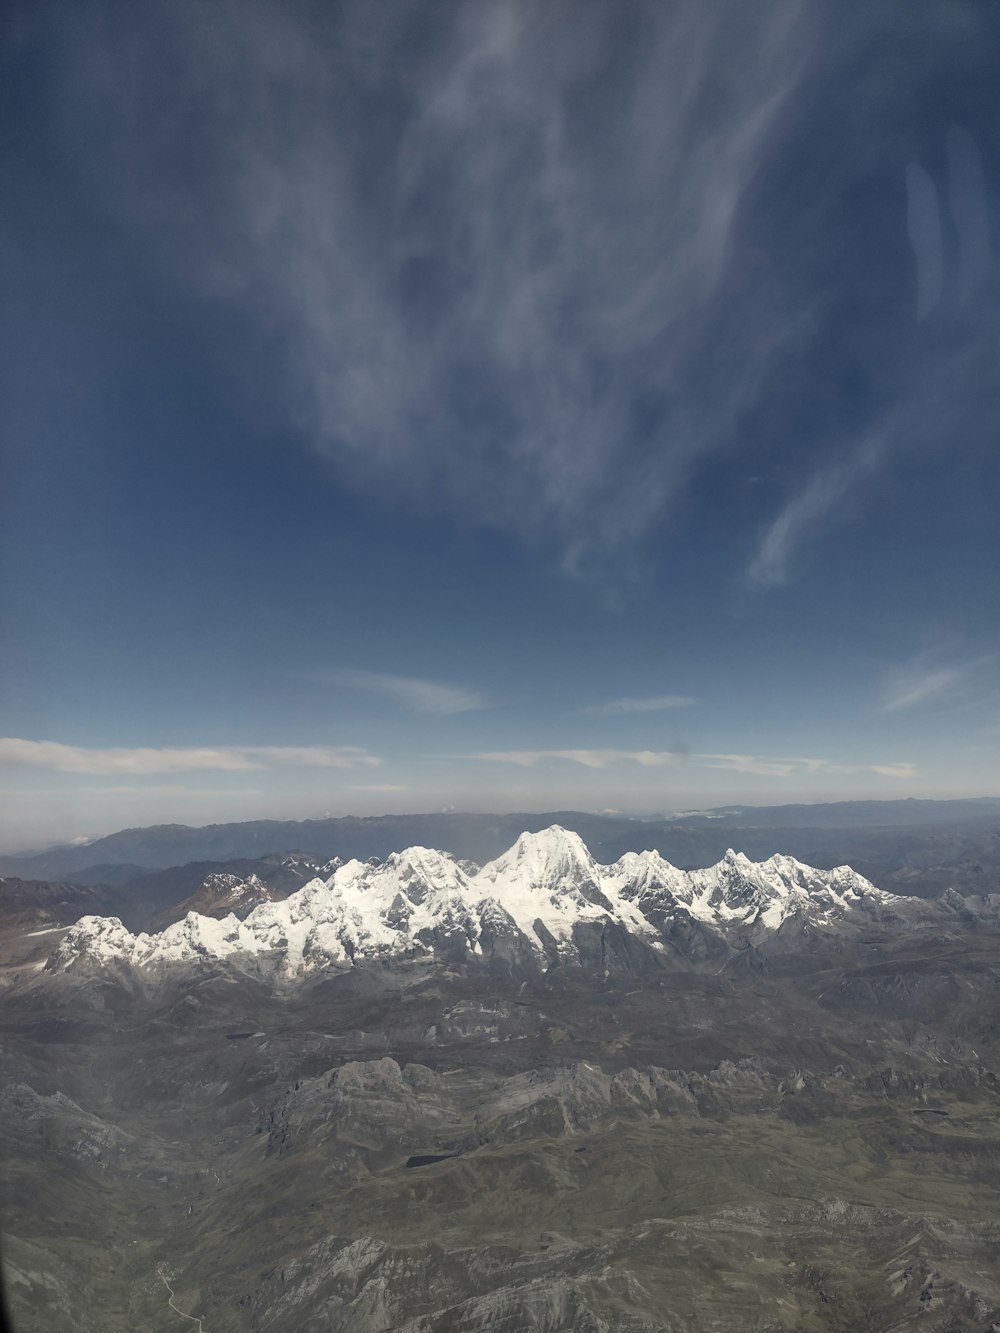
569,920 -> 668,975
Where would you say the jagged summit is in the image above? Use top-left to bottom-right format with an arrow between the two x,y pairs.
477,825 -> 597,886
47,826 -> 910,982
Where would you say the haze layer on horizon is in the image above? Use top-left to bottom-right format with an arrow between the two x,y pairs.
2,1 -> 999,851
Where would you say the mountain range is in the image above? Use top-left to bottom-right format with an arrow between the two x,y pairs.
5,797 -> 1000,890
48,825 -> 971,984
3,818 -> 1000,1331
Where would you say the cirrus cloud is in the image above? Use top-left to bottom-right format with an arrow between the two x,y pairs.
699,753 -> 917,779
472,749 -> 681,769
470,748 -> 916,779
58,0 -> 817,565
317,670 -> 489,715
880,652 -> 999,714
583,694 -> 698,716
0,739 -> 380,776
746,438 -> 885,589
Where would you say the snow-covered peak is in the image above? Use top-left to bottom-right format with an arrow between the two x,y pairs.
150,911 -> 248,961
320,847 -> 471,922
43,829 -> 905,980
606,849 -> 693,903
680,849 -> 896,929
478,825 -> 599,894
52,911 -> 251,971
53,916 -> 135,967
201,871 -> 268,898
470,827 -> 651,946
376,846 -> 470,898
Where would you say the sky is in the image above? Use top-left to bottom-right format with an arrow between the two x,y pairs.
2,0 -> 999,852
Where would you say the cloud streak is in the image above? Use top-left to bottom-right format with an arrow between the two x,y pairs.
472,749 -> 680,770
700,753 -> 917,779
472,749 -> 916,779
747,438 -> 884,588
320,670 -> 488,715
0,739 -> 380,776
583,694 -> 697,716
882,668 -> 964,713
880,653 -> 999,713
746,118 -> 999,593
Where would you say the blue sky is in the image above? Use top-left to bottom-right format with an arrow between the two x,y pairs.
2,0 -> 999,850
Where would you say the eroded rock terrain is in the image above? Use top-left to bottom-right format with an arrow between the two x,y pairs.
2,828 -> 1000,1330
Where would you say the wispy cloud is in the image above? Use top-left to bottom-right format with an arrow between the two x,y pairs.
700,753 -> 917,779
880,652 -> 999,713
0,784 -> 259,797
472,749 -> 680,769
583,694 -> 697,716
350,783 -> 406,793
0,739 -> 380,776
882,668 -> 964,712
320,670 -> 488,715
747,438 -> 884,588
471,747 -> 915,778
60,0 -> 817,565
747,169 -> 1000,594
698,752 -> 794,777
867,762 -> 919,778
32,0 -> 999,599
906,160 -> 944,320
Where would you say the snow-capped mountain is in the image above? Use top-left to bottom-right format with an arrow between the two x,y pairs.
167,871 -> 279,922
48,826 -> 908,980
611,846 -> 894,930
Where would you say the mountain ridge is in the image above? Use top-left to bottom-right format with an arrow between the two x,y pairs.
5,800 -> 1000,905
48,824 -> 970,984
